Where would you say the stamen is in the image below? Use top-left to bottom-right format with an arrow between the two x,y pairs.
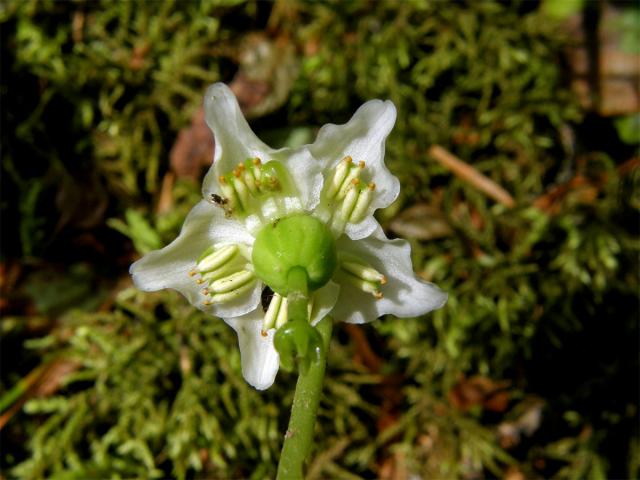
338,253 -> 386,299
219,180 -> 237,209
341,260 -> 386,284
197,244 -> 238,273
188,270 -> 197,277
358,160 -> 366,168
209,270 -> 255,294
210,280 -> 256,303
232,176 -> 250,211
349,185 -> 374,223
243,166 -> 258,194
275,296 -> 289,328
263,293 -> 282,331
326,156 -> 352,198
340,186 -> 359,220
342,272 -> 383,298
201,263 -> 237,283
337,161 -> 364,200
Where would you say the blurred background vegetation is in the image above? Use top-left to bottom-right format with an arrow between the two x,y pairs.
1,0 -> 638,478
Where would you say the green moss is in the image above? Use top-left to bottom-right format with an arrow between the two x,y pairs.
1,1 -> 637,478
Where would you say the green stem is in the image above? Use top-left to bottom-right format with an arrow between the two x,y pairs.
287,266 -> 309,323
276,316 -> 333,480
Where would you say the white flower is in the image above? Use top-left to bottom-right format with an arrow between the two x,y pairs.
130,83 -> 447,390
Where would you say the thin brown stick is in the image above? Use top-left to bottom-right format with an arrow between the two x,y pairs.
428,145 -> 516,208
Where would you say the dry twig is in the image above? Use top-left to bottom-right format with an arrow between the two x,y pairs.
428,145 -> 516,208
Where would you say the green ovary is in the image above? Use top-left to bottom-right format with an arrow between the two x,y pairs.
252,214 -> 337,296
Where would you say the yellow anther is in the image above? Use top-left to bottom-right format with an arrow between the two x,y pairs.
253,157 -> 262,166
202,288 -> 209,295
358,160 -> 366,169
188,270 -> 197,277
233,168 -> 242,178
203,300 -> 212,305
344,156 -> 353,164
196,279 -> 205,285
368,182 -> 376,191
219,175 -> 227,184
261,330 -> 268,337
352,178 -> 360,186
374,291 -> 383,299
380,275 -> 387,285
237,163 -> 246,172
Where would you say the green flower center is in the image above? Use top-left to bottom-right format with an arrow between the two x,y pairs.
252,214 -> 337,296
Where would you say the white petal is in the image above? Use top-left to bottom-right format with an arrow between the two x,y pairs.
332,226 -> 447,324
225,311 -> 279,390
202,83 -> 274,197
343,216 -> 379,242
309,100 -> 400,239
129,200 -> 261,318
310,280 -> 340,326
270,147 -> 324,213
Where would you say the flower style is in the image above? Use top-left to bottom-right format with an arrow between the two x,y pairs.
130,83 -> 447,390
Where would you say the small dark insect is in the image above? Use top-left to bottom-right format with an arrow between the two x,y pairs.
261,286 -> 275,312
272,218 -> 280,228
209,193 -> 233,217
209,193 -> 228,205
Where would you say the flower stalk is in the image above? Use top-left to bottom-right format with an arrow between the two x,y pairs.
276,316 -> 333,480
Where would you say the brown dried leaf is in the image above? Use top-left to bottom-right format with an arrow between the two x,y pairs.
230,33 -> 298,118
169,107 -> 214,180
